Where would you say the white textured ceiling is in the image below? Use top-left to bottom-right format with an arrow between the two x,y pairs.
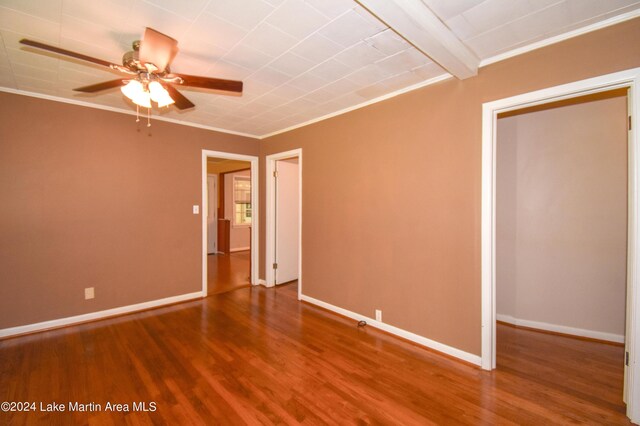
423,0 -> 640,59
0,0 -> 638,138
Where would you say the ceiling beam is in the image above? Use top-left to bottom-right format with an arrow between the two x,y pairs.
357,0 -> 479,79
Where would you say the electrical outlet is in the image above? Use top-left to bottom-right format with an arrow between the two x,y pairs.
85,287 -> 95,300
193,205 -> 199,214
375,309 -> 382,322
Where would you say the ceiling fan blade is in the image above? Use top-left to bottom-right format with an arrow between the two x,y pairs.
19,39 -> 117,68
172,73 -> 243,93
164,85 -> 195,110
73,79 -> 125,93
139,27 -> 178,73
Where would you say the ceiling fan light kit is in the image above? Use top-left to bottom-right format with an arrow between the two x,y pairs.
121,79 -> 151,108
148,81 -> 175,107
120,78 -> 175,109
18,27 -> 243,127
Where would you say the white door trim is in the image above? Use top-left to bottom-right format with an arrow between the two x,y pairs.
201,150 -> 259,295
265,149 -> 303,299
481,67 -> 640,423
207,173 -> 218,254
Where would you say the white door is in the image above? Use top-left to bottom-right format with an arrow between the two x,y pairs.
274,158 -> 299,284
207,174 -> 217,254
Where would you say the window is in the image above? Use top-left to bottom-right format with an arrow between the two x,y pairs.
233,176 -> 251,226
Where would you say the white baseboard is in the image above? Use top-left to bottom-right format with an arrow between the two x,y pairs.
256,279 -> 275,288
300,294 -> 481,366
229,247 -> 250,253
496,314 -> 624,343
0,291 -> 205,339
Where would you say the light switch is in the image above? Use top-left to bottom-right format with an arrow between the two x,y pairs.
193,205 -> 199,214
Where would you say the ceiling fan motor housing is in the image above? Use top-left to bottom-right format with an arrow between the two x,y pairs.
122,49 -> 141,71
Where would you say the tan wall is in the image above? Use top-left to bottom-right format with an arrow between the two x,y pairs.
259,19 -> 640,355
496,95 -> 628,336
496,117 -> 518,320
0,93 -> 258,329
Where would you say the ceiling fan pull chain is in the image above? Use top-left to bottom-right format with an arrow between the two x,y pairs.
147,108 -> 151,127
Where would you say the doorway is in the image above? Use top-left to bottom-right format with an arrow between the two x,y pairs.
481,68 -> 640,423
495,88 -> 628,415
201,150 -> 258,296
266,149 -> 302,297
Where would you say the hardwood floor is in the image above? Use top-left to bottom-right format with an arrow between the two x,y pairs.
207,251 -> 250,296
0,283 -> 631,425
497,322 -> 627,423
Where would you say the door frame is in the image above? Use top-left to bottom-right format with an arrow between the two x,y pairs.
201,150 -> 259,295
265,148 -> 302,299
481,67 -> 640,422
207,173 -> 218,254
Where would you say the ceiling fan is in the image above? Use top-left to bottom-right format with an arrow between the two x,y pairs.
19,27 -> 243,111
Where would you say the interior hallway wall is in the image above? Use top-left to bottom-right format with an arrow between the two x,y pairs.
496,95 -> 628,339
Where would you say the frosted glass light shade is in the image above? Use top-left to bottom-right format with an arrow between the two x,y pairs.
148,81 -> 165,101
149,81 -> 175,107
133,91 -> 151,108
121,80 -> 151,108
156,93 -> 175,108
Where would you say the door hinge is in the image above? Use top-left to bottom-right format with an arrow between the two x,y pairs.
626,351 -> 630,366
273,263 -> 278,269
630,116 -> 633,131
273,171 -> 278,178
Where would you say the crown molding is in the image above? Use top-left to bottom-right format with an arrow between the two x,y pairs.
259,73 -> 453,139
1,76 -> 456,141
479,8 -> 640,67
0,87 -> 260,139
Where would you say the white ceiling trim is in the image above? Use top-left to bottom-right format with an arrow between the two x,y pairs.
0,72 -> 454,141
356,0 -> 478,79
259,72 -> 453,139
0,87 -> 260,139
479,8 -> 640,68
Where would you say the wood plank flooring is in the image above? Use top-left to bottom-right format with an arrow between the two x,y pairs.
207,251 -> 251,296
0,283 -> 631,425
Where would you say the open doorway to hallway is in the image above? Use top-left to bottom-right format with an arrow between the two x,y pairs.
495,88 -> 629,417
205,155 -> 254,295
